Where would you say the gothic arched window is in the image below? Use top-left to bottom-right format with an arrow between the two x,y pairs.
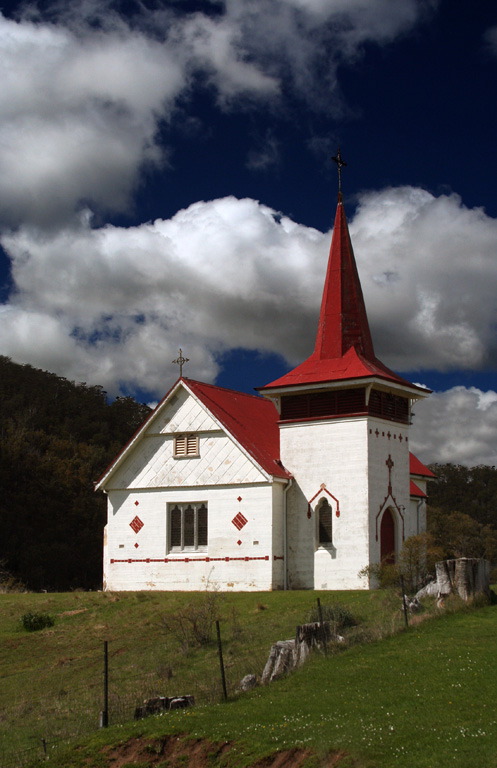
318,498 -> 333,546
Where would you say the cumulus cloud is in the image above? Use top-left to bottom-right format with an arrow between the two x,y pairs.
0,0 -> 435,228
411,387 -> 497,467
350,187 -> 497,371
0,196 -> 323,394
2,186 -> 497,397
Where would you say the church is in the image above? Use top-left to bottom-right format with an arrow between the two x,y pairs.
96,176 -> 434,591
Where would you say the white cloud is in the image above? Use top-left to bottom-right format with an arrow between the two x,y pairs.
351,187 -> 497,371
411,387 -> 497,467
2,185 -> 497,395
0,196 -> 323,394
0,0 -> 435,227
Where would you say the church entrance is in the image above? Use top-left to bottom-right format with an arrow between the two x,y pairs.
380,508 -> 396,563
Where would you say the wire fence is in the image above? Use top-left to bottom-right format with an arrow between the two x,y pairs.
0,612 -> 288,768
0,590 -> 406,768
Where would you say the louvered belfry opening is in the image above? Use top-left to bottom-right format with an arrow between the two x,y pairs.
280,388 -> 409,424
280,388 -> 366,421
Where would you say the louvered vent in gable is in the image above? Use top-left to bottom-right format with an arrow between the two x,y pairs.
174,433 -> 199,457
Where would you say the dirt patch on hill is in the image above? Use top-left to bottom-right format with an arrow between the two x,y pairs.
101,734 -> 349,768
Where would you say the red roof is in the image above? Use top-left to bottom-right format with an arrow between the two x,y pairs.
185,379 -> 291,479
263,345 -> 424,390
409,452 -> 435,478
262,200 -> 427,394
410,480 -> 427,498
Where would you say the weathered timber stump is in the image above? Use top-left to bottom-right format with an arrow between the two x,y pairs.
416,558 -> 490,602
261,622 -> 333,684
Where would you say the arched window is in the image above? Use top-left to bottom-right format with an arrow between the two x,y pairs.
318,498 -> 333,546
380,507 -> 396,564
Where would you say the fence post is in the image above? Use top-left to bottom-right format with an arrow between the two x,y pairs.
400,576 -> 409,629
316,597 -> 327,656
100,640 -> 109,727
215,620 -> 228,701
41,738 -> 48,760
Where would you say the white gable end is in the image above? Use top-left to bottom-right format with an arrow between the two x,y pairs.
146,387 -> 220,435
105,387 -> 268,490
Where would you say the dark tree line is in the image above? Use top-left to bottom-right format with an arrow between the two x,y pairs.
427,464 -> 497,566
0,356 -> 150,591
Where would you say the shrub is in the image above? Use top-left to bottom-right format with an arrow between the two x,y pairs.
0,560 -> 25,593
307,603 -> 358,632
161,591 -> 223,651
20,612 -> 55,632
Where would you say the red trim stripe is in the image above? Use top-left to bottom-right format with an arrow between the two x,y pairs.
110,554 -> 284,564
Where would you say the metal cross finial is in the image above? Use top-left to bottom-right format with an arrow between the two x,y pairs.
172,348 -> 189,377
331,147 -> 347,196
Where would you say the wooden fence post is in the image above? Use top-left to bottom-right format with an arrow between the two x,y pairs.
216,620 -> 228,701
100,640 -> 109,727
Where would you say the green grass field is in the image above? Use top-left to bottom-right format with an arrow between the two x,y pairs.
1,590 -> 496,768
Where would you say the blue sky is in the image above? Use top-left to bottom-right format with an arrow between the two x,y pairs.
0,0 -> 496,465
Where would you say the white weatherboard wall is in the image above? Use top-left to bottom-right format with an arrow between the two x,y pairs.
367,418 -> 411,569
280,417 -> 370,591
104,484 -> 280,591
410,473 -> 428,537
102,385 -> 284,591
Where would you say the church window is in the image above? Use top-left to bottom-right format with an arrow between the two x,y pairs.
318,498 -> 333,546
169,502 -> 208,551
174,433 -> 199,457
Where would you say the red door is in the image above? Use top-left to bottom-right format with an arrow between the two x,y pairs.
380,508 -> 396,563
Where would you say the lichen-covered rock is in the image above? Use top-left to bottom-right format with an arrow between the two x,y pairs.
239,674 -> 257,691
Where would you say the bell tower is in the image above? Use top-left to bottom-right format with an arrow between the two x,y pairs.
261,152 -> 429,589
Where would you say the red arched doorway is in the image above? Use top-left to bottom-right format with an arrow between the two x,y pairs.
380,508 -> 396,564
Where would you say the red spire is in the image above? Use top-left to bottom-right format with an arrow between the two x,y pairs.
261,196 -> 426,392
314,198 -> 375,361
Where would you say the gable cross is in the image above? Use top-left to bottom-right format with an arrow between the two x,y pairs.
172,348 -> 189,377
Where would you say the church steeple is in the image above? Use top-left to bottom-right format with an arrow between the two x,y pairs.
313,198 -> 375,362
261,157 -> 428,395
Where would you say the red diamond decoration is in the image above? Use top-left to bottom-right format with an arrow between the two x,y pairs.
134,542 -> 139,548
134,500 -> 139,506
237,540 -> 242,546
130,516 -> 144,534
237,496 -> 242,502
232,512 -> 248,531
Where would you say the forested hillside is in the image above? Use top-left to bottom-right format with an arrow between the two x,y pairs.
427,464 -> 497,566
0,356 -> 150,591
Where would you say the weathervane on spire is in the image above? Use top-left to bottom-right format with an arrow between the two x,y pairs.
331,147 -> 347,198
172,348 -> 189,377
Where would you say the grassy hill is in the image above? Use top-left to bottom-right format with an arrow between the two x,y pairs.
2,589 -> 497,768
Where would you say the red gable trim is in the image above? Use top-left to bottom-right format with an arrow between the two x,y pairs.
409,452 -> 435,478
410,480 -> 427,498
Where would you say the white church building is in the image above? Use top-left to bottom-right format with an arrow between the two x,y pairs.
96,191 -> 434,591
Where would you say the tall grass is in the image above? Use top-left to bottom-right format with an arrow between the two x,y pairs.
2,589 -> 493,768
0,589 -> 375,765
